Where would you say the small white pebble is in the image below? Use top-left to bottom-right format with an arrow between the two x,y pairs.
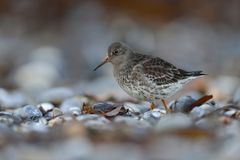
37,103 -> 54,113
151,111 -> 161,118
224,110 -> 236,117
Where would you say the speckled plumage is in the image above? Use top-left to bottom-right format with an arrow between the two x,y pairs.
94,42 -> 205,108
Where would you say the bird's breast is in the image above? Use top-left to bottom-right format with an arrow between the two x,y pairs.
113,68 -> 149,100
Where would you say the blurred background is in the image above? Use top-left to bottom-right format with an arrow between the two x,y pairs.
0,0 -> 239,95
1,1 -> 240,160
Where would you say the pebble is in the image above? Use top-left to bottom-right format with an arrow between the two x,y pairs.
38,117 -> 48,125
92,102 -> 115,112
48,117 -> 64,127
70,107 -> 81,116
169,96 -> 196,113
200,103 -> 215,111
37,103 -> 54,114
141,108 -> 164,125
0,112 -> 21,125
92,102 -> 127,116
14,105 -> 43,121
190,104 -> 215,119
38,87 -> 74,104
21,118 -> 49,133
190,108 -> 206,119
235,111 -> 240,119
60,96 -> 87,115
224,110 -> 237,117
47,108 -> 63,118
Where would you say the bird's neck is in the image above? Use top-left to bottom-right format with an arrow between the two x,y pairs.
112,55 -> 129,72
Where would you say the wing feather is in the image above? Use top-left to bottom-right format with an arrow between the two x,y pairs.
131,57 -> 185,86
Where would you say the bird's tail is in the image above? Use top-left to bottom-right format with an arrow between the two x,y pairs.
179,69 -> 206,77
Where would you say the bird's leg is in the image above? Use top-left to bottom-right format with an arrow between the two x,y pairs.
161,99 -> 171,113
150,102 -> 156,110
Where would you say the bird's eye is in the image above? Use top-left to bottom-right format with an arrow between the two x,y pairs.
113,50 -> 119,55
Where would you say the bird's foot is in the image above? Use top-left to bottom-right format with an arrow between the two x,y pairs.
149,102 -> 172,114
161,99 -> 172,114
150,103 -> 156,110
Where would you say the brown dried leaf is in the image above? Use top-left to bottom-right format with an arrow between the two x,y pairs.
81,104 -> 96,114
186,95 -> 213,113
81,102 -> 128,117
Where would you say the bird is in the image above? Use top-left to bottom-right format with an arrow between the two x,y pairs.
94,42 -> 205,113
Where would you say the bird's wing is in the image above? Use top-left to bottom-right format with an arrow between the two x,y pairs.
131,57 -> 185,86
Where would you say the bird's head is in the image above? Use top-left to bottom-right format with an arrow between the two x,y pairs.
94,42 -> 131,71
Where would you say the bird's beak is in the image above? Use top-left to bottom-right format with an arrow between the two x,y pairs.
93,56 -> 109,71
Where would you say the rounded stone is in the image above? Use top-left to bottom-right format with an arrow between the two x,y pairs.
47,108 -> 63,118
169,96 -> 196,113
60,96 -> 87,115
14,105 -> 43,121
37,103 -> 54,114
141,108 -> 163,125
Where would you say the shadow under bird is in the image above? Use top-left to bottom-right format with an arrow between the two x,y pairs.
94,42 -> 205,113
